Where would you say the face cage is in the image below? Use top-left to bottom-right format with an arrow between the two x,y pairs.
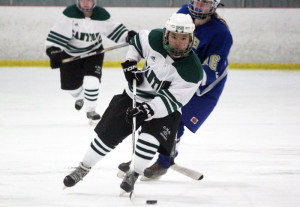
77,0 -> 96,13
163,30 -> 194,59
188,0 -> 218,19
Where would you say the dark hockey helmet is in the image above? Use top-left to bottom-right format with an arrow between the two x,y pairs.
163,13 -> 195,59
188,0 -> 221,19
76,0 -> 96,13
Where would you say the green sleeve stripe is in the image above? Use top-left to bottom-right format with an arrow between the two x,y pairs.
114,28 -> 128,43
107,24 -> 124,39
135,34 -> 143,56
66,41 -> 101,51
48,34 -> 68,45
50,31 -> 71,41
129,35 -> 143,57
156,93 -> 172,114
160,89 -> 183,108
110,26 -> 127,41
46,38 -> 67,48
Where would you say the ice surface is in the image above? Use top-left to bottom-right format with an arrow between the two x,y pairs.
0,68 -> 300,207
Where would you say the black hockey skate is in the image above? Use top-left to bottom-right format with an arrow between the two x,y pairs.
75,99 -> 84,110
117,161 -> 131,178
63,162 -> 91,187
141,161 -> 168,181
120,171 -> 139,193
87,111 -> 101,120
87,111 -> 101,125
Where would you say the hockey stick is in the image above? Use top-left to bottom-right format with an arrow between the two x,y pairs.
129,79 -> 137,200
62,43 -> 129,63
170,139 -> 204,180
119,79 -> 137,200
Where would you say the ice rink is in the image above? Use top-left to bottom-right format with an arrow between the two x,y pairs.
0,67 -> 300,207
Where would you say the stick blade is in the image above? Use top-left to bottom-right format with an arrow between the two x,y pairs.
171,164 -> 204,180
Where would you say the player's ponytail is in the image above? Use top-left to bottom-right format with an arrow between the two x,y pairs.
213,12 -> 230,30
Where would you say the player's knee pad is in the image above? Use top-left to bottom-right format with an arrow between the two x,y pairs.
83,75 -> 99,89
68,86 -> 83,98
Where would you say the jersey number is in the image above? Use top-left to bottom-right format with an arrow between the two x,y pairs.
203,55 -> 221,71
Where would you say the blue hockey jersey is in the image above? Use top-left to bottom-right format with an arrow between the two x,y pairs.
178,4 -> 233,101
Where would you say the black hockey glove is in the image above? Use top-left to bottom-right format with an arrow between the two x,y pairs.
126,30 -> 137,43
121,60 -> 144,86
126,102 -> 154,125
46,47 -> 62,69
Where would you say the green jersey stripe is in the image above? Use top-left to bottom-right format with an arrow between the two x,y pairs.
128,83 -> 155,99
160,89 -> 183,108
107,24 -> 124,39
129,35 -> 143,57
156,93 -> 172,114
135,34 -> 143,56
66,41 -> 101,51
46,38 -> 67,48
110,26 -> 126,41
50,31 -> 71,41
114,28 -> 128,43
157,91 -> 177,112
48,34 -> 68,45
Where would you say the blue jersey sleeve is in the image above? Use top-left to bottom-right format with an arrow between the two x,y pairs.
201,29 -> 232,85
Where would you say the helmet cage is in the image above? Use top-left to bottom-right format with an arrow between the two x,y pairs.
163,14 -> 195,59
163,30 -> 194,59
188,0 -> 219,19
76,0 -> 96,13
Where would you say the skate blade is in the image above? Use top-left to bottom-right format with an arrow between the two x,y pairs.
140,175 -> 161,182
117,170 -> 126,179
119,189 -> 127,197
130,190 -> 135,201
88,119 -> 99,126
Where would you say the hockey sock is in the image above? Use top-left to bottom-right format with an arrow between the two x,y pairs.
157,137 -> 180,168
69,86 -> 84,100
134,133 -> 159,175
82,136 -> 114,167
83,76 -> 99,112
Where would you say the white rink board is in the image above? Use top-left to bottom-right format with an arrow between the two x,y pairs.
0,7 -> 300,63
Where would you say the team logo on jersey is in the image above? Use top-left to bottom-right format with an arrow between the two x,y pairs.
150,56 -> 156,62
95,66 -> 102,75
74,23 -> 79,27
191,117 -> 198,124
160,126 -> 171,140
193,37 -> 200,49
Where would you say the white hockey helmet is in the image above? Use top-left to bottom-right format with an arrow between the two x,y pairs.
76,0 -> 96,13
188,0 -> 221,19
163,13 -> 195,59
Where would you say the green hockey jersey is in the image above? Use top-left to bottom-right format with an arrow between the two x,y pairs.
125,29 -> 203,119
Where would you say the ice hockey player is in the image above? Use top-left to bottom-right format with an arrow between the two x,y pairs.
118,0 -> 233,180
62,13 -> 203,193
45,0 -> 136,123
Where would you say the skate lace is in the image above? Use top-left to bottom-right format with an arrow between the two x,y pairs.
124,171 -> 138,185
76,99 -> 84,106
69,166 -> 89,183
149,162 -> 163,172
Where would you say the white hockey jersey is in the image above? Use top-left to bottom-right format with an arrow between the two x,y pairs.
45,5 -> 129,56
125,29 -> 203,119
